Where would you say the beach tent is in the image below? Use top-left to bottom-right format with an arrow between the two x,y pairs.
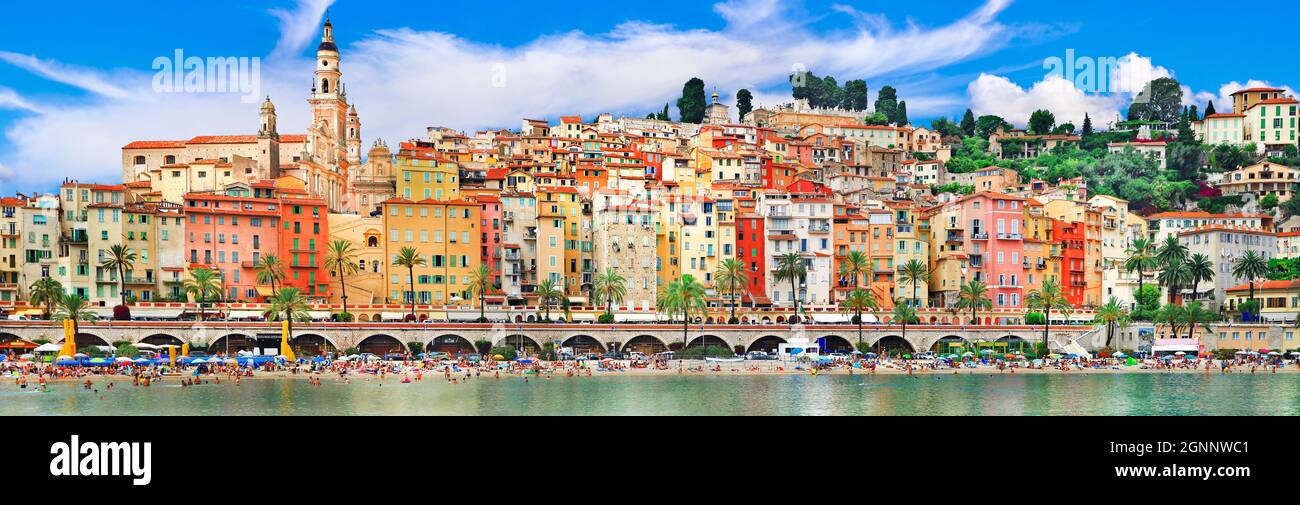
34,343 -> 62,354
1125,357 -> 1139,366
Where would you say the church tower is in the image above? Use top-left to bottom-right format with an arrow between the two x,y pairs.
310,18 -> 348,144
346,104 -> 362,166
257,96 -> 281,178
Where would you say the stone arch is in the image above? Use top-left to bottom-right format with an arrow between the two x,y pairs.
66,333 -> 109,347
293,333 -> 338,356
761,316 -> 771,324
747,335 -> 786,354
872,335 -> 914,356
562,335 -> 606,354
775,316 -> 786,324
139,334 -> 184,347
928,316 -> 937,324
357,314 -> 371,322
930,335 -> 968,353
816,335 -> 854,353
497,334 -> 541,356
686,335 -> 728,350
997,335 -> 1032,353
358,334 -> 404,356
428,334 -> 475,355
0,332 -> 22,345
623,335 -> 667,355
209,334 -> 253,354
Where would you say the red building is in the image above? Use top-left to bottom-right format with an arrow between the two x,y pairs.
475,194 -> 503,277
736,213 -> 769,306
1051,219 -> 1086,307
275,187 -> 330,302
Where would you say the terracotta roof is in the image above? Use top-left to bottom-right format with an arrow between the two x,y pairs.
1226,279 -> 1300,293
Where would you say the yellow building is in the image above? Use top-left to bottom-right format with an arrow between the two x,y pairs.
381,199 -> 481,306
327,213 -> 386,305
534,186 -> 585,297
395,142 -> 461,202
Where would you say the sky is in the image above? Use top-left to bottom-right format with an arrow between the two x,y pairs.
2,0 -> 1299,194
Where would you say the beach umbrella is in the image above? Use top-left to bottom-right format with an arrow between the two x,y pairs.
1267,352 -> 1281,356
87,358 -> 111,366
1113,352 -> 1126,358
961,352 -> 974,357
1258,349 -> 1271,354
1235,350 -> 1248,355
115,357 -> 134,363
55,355 -> 75,362
19,354 -> 33,360
73,353 -> 88,359
980,349 -> 994,354
1098,352 -> 1111,357
311,356 -> 326,363
1174,351 -> 1186,356
902,354 -> 912,359
133,358 -> 152,364
224,358 -> 238,365
493,354 -> 505,360
1004,354 -> 1016,359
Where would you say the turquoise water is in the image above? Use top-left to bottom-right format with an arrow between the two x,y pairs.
2,373 -> 1297,415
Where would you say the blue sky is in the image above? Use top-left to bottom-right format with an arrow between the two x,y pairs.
2,0 -> 1298,193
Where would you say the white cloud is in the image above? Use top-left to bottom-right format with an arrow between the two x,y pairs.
968,73 -> 1124,128
269,0 -> 338,60
0,86 -> 43,113
0,0 -> 1021,190
0,51 -> 131,99
0,161 -> 12,182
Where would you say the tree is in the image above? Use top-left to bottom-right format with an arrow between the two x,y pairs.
839,250 -> 871,288
897,259 -> 929,308
1204,100 -> 1216,117
1125,237 -> 1157,302
535,278 -> 562,322
182,268 -> 222,323
392,247 -> 426,320
875,85 -> 899,124
773,252 -> 807,324
263,287 -> 310,354
662,275 -> 705,360
592,268 -> 628,321
976,115 -> 1013,138
842,79 -> 869,111
1026,279 -> 1070,354
1157,303 -> 1188,339
735,89 -> 754,121
255,254 -> 286,299
1081,113 -> 1094,136
715,258 -> 749,323
1261,194 -> 1280,210
53,292 -> 97,343
956,280 -> 992,325
819,76 -> 842,110
676,77 -> 706,124
1231,250 -> 1269,310
1183,300 -> 1217,341
890,301 -> 918,355
1095,297 -> 1130,348
323,239 -> 360,317
841,288 -> 879,348
1052,123 -> 1076,135
28,277 -> 63,320
863,112 -> 890,126
99,244 -> 136,309
1186,253 -> 1215,300
1128,77 -> 1184,123
467,265 -> 495,322
1028,109 -> 1056,135
1158,261 -> 1193,306
931,117 -> 962,139
960,109 -> 977,137
895,101 -> 909,126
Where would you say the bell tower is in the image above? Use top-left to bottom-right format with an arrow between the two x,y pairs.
257,96 -> 281,178
310,18 -> 348,144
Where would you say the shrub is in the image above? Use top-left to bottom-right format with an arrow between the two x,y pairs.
1213,349 -> 1237,360
855,341 -> 873,355
332,312 -> 355,322
474,339 -> 493,354
728,317 -> 740,324
733,345 -> 746,355
540,341 -> 557,361
406,341 -> 424,355
597,313 -> 615,324
675,345 -> 735,359
112,305 -> 131,321
488,346 -> 518,361
667,342 -> 684,352
343,347 -> 360,356
1025,312 -> 1046,325
475,317 -> 489,323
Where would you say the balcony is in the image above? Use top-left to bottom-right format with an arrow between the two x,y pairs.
971,232 -> 989,240
124,275 -> 156,285
969,255 -> 985,268
945,230 -> 963,242
997,233 -> 1022,240
1036,260 -> 1047,270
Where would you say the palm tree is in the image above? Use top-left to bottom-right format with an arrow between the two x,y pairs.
263,287 -> 310,354
467,265 -> 495,322
956,280 -> 992,326
592,269 -> 628,322
1155,235 -> 1189,304
255,254 -> 286,298
1185,253 -> 1215,301
535,278 -> 562,322
391,247 -> 426,320
665,275 -> 706,356
898,259 -> 929,308
182,268 -> 222,322
773,252 -> 807,324
839,250 -> 870,288
1158,261 -> 1193,305
890,301 -> 917,357
1157,303 -> 1188,340
841,288 -> 878,349
323,239 -> 360,317
1026,279 -> 1070,355
52,292 -> 97,345
1182,300 -> 1217,341
1124,237 -> 1156,303
1094,297 -> 1130,348
715,258 -> 749,323
28,277 -> 64,320
1231,250 -> 1269,314
100,244 -> 136,307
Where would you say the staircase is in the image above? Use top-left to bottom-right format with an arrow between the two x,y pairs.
1050,326 -> 1101,359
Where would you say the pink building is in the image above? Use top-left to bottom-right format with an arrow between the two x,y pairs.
941,192 -> 1027,319
475,194 -> 503,280
184,184 -> 281,303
